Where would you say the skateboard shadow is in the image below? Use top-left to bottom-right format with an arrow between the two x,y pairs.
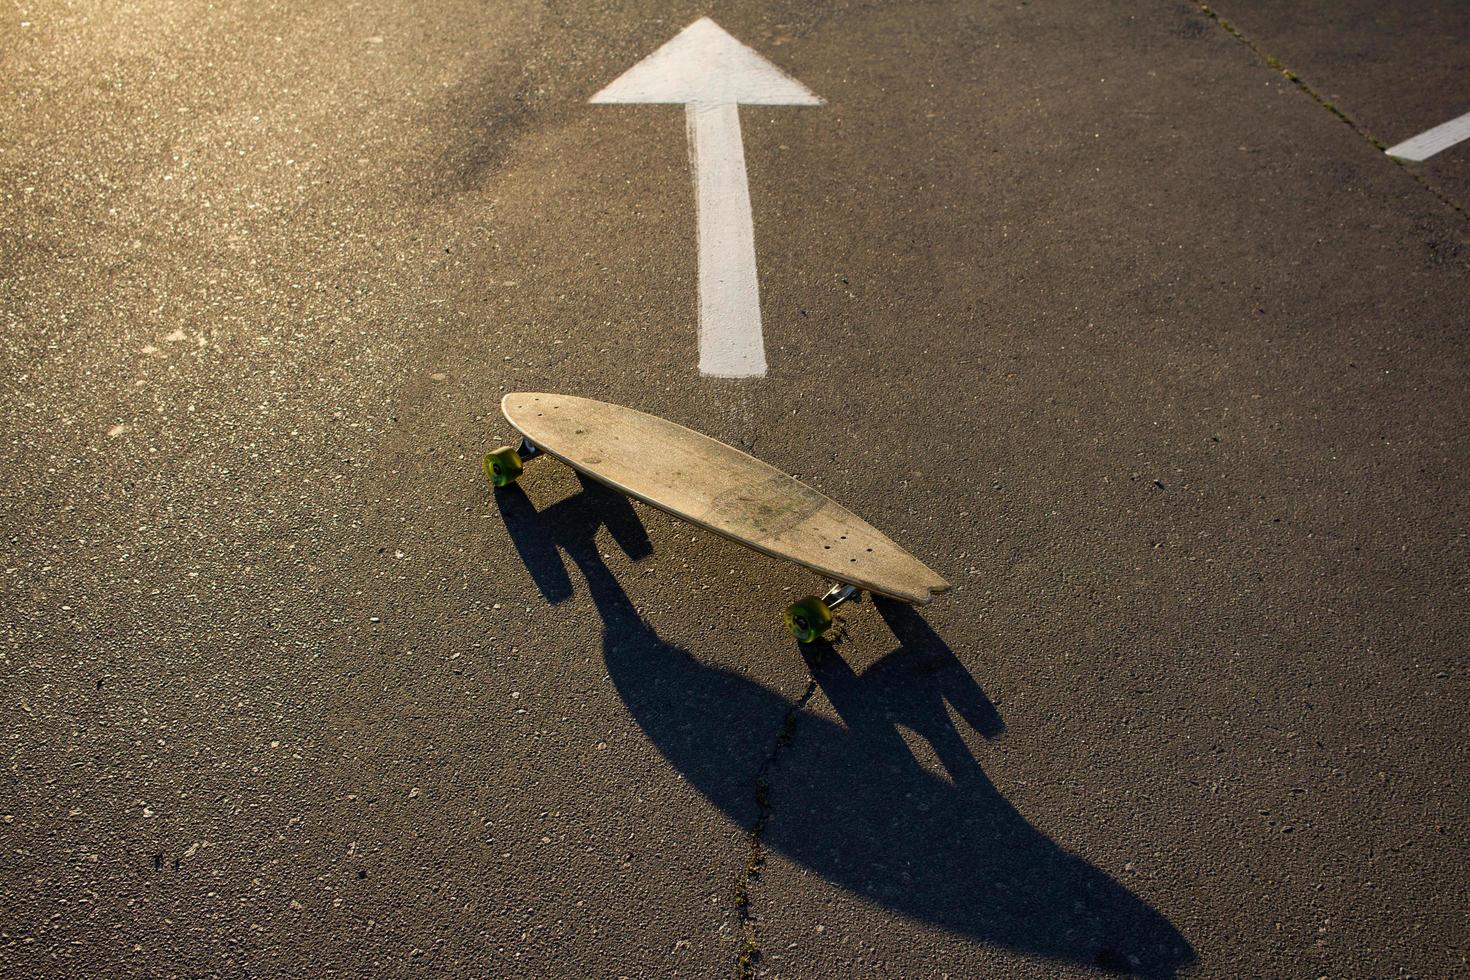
496,480 -> 1196,977
495,475 -> 653,604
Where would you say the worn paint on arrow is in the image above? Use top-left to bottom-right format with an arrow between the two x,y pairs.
1385,109 -> 1470,162
592,18 -> 822,378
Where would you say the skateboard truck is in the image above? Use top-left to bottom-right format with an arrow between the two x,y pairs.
484,439 -> 542,487
822,583 -> 860,610
784,583 -> 860,644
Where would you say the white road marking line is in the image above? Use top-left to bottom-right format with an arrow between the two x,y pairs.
687,102 -> 764,378
1385,109 -> 1470,162
591,18 -> 822,378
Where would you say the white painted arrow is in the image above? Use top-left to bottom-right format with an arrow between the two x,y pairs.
592,18 -> 823,378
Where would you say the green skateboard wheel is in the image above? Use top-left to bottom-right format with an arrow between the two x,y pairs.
483,446 -> 524,488
784,596 -> 833,643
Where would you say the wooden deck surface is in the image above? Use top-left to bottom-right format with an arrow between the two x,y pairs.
502,393 -> 949,604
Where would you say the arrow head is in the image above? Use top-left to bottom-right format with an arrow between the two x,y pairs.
591,17 -> 823,106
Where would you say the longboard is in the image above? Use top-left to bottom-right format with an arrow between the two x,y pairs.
486,392 -> 949,641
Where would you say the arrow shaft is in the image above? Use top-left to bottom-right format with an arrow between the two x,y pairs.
686,102 -> 765,378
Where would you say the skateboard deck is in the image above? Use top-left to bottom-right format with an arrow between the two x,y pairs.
494,392 -> 949,606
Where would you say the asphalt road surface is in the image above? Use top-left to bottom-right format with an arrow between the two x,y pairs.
3,1 -> 1467,977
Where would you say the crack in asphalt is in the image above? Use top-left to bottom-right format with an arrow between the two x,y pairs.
1195,2 -> 1468,222
734,675 -> 820,979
